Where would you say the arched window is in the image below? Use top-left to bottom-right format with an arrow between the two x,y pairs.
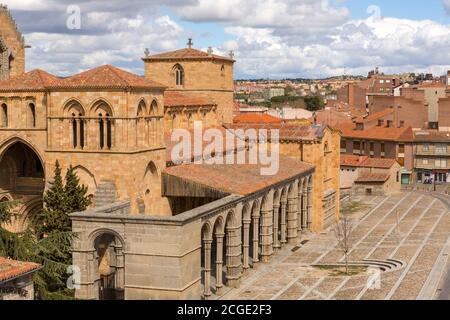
137,100 -> 146,117
174,65 -> 184,86
91,100 -> 113,150
98,113 -> 112,150
64,100 -> 85,149
150,100 -> 157,116
72,113 -> 78,148
27,103 -> 36,127
324,142 -> 329,154
0,103 -> 7,127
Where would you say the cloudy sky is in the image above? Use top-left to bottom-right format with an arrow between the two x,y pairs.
4,0 -> 450,79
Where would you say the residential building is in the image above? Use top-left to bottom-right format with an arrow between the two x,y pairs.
413,130 -> 450,183
340,155 -> 401,196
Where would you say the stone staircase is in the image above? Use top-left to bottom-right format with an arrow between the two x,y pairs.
94,181 -> 117,207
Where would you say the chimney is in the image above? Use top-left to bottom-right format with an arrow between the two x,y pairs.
348,82 -> 354,107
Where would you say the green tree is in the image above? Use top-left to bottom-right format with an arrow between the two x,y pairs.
64,166 -> 91,214
304,95 -> 325,111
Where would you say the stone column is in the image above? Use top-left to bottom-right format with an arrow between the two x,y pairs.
215,233 -> 224,296
203,239 -> 212,300
252,215 -> 260,268
287,194 -> 299,244
302,191 -> 308,231
226,224 -> 242,288
115,245 -> 124,290
307,183 -> 313,231
242,219 -> 251,273
260,199 -> 274,263
280,199 -> 287,245
273,203 -> 280,250
297,191 -> 303,235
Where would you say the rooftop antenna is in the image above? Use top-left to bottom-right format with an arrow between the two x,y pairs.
187,38 -> 194,49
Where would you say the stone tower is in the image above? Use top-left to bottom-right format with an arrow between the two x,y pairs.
0,4 -> 25,80
142,42 -> 235,124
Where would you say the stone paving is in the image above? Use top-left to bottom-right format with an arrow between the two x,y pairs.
220,192 -> 450,300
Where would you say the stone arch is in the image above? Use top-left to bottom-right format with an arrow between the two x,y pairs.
149,99 -> 158,116
0,136 -> 45,169
73,165 -> 97,198
63,98 -> 86,117
0,102 -> 8,127
137,99 -> 147,117
143,161 -> 161,214
17,198 -> 43,232
89,229 -> 125,300
27,102 -> 36,127
173,64 -> 184,86
90,99 -> 114,117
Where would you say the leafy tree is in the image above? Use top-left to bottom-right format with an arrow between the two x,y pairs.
304,95 -> 325,111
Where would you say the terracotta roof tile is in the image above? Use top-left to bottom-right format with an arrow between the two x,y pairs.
234,113 -> 282,124
143,48 -> 235,62
50,65 -> 166,90
413,130 -> 450,142
0,69 -> 60,92
164,91 -> 215,107
224,123 -> 322,142
0,258 -> 41,283
338,123 -> 413,142
359,109 -> 394,123
355,173 -> 390,183
163,156 -> 314,196
341,155 -> 397,169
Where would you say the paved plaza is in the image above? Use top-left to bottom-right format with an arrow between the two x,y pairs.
221,192 -> 450,300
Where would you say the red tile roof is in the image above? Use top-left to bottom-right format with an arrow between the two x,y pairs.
163,156 -> 314,196
234,113 -> 282,124
0,65 -> 166,92
341,154 -> 397,169
143,48 -> 235,62
355,172 -> 390,183
0,69 -> 60,92
358,108 -> 394,123
0,258 -> 41,283
338,122 -> 413,142
164,91 -> 215,107
413,130 -> 450,142
224,123 -> 324,142
51,65 -> 166,90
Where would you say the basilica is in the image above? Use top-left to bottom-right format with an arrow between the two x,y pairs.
0,5 -> 340,300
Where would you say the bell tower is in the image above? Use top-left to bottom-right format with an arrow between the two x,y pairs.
0,4 -> 25,80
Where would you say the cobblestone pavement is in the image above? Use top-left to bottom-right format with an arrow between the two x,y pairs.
220,192 -> 450,300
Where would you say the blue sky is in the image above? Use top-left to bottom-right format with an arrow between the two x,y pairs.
4,0 -> 450,79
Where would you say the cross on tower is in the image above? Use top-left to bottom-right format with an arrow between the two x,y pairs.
229,50 -> 235,59
144,48 -> 150,57
207,47 -> 213,56
187,38 -> 194,49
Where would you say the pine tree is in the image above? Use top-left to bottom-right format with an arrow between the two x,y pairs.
64,166 -> 91,214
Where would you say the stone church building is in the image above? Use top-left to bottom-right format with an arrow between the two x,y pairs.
0,6 -> 340,300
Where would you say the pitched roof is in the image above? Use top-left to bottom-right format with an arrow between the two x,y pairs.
224,123 -> 325,142
413,130 -> 450,142
0,69 -> 60,92
358,108 -> 394,123
143,48 -> 235,62
355,172 -> 390,183
164,91 -> 215,107
340,154 -> 397,169
163,156 -> 314,196
0,65 -> 166,92
0,257 -> 41,283
50,65 -> 166,90
234,113 -> 283,124
338,123 -> 413,142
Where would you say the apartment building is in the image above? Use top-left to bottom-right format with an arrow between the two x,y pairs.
413,131 -> 450,183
